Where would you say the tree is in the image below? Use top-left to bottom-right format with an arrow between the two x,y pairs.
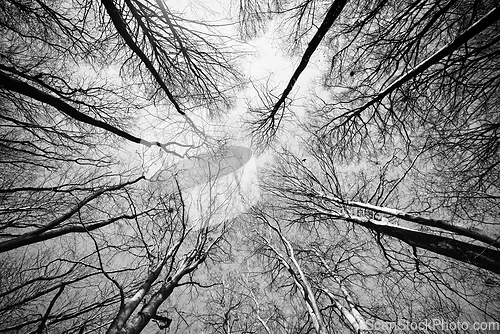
1,0 -> 241,333
237,0 -> 499,324
201,150 -> 496,334
0,156 -> 234,333
246,0 -> 348,148
252,143 -> 499,331
242,0 -> 499,207
2,0 -> 500,333
1,0 -> 241,153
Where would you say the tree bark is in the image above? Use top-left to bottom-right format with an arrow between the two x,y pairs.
100,0 -> 184,115
269,0 -> 348,120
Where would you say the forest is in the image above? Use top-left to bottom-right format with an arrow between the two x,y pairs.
0,0 -> 499,333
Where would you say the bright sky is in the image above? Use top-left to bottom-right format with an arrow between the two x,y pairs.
119,0 -> 329,181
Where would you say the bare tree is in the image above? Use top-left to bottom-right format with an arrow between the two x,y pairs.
1,0 -> 242,154
187,220 -> 315,334
252,144 -> 499,331
3,0 -> 499,333
233,0 -> 500,319
1,1 -> 243,332
310,0 -> 500,232
253,210 -> 327,334
246,0 -> 348,148
1,165 -> 232,333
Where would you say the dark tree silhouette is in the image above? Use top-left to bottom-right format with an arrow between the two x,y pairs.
2,0 -> 500,333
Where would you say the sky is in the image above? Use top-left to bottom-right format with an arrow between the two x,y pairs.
113,0 -> 326,230
121,1 -> 324,177
109,0 -> 337,228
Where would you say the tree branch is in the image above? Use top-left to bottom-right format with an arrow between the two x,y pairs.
343,6 -> 500,120
317,207 -> 500,274
0,176 -> 144,253
100,0 -> 184,115
268,0 -> 348,122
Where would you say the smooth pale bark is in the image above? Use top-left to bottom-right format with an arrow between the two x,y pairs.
282,237 -> 326,334
107,250 -> 206,334
106,239 -> 183,334
315,254 -> 367,333
106,260 -> 167,334
318,193 -> 500,248
257,228 -> 327,334
248,288 -> 272,334
321,287 -> 368,334
316,207 -> 500,274
107,227 -> 221,334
